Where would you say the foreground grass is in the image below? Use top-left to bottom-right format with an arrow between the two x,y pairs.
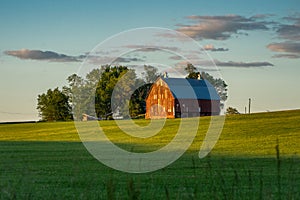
0,110 -> 300,199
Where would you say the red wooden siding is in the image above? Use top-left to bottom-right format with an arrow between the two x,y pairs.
145,78 -> 175,119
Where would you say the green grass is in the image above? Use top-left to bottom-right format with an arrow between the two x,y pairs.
0,110 -> 300,199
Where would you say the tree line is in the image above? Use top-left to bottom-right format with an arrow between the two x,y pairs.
37,65 -> 160,121
37,64 -> 228,121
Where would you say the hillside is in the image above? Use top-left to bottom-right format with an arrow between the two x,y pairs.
0,109 -> 299,156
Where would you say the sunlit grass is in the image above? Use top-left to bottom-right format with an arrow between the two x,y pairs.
0,121 -> 79,141
1,110 -> 299,156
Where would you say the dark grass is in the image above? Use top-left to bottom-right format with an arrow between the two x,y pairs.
0,141 -> 299,199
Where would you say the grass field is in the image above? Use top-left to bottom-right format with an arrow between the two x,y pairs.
0,110 -> 299,199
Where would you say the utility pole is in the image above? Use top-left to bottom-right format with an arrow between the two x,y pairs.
245,106 -> 247,114
248,98 -> 251,114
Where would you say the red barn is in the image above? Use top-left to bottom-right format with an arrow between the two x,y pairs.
145,77 -> 220,119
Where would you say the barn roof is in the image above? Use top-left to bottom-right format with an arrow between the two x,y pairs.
161,77 -> 220,100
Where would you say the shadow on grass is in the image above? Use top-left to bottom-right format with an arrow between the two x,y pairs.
0,141 -> 299,199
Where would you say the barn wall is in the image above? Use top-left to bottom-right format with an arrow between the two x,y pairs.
175,99 -> 220,117
145,79 -> 175,119
199,99 -> 220,115
174,99 -> 200,118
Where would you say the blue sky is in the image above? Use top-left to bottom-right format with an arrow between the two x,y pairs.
0,0 -> 300,121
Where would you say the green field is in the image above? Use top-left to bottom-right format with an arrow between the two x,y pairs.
0,110 -> 300,199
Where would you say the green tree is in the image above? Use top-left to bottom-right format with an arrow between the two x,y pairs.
95,66 -> 131,119
185,63 -> 199,79
184,63 -> 228,102
64,74 -> 86,120
200,71 -> 228,102
62,65 -> 153,120
142,65 -> 161,83
95,66 -> 153,119
110,68 -> 140,118
127,65 -> 160,116
37,87 -> 73,121
130,81 -> 152,117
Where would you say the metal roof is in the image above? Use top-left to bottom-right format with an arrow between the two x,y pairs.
161,78 -> 220,100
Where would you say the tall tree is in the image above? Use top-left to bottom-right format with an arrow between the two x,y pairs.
200,71 -> 228,102
37,87 -> 73,121
95,66 -> 152,119
184,63 -> 228,102
55,65 -> 154,120
142,65 -> 161,83
130,80 -> 152,117
127,65 -> 160,116
185,63 -> 199,79
95,66 -> 130,119
64,69 -> 104,120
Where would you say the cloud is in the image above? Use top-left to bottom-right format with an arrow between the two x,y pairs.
174,59 -> 273,69
272,54 -> 300,59
267,42 -> 300,59
266,16 -> 300,59
203,44 -> 229,52
84,55 -> 145,65
276,16 -> 300,41
276,24 -> 300,41
267,42 -> 300,53
176,14 -> 270,40
215,60 -> 274,67
4,49 -> 145,64
114,57 -> 145,63
169,55 -> 182,60
173,60 -> 219,74
4,49 -> 83,62
123,44 -> 179,52
250,14 -> 275,20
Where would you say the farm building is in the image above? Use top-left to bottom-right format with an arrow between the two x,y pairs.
145,76 -> 220,119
